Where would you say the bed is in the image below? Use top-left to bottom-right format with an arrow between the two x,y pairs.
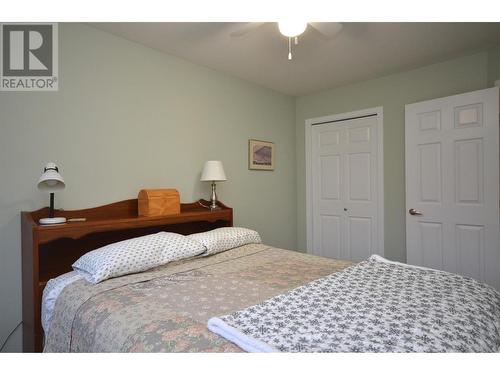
43,243 -> 352,352
24,200 -> 500,353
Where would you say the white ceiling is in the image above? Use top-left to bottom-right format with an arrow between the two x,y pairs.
90,22 -> 500,96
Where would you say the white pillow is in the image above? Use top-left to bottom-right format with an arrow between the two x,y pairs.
188,227 -> 262,256
72,232 -> 205,284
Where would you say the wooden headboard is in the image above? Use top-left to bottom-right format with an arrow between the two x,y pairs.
21,199 -> 232,352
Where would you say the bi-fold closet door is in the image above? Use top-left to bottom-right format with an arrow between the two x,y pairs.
309,112 -> 384,262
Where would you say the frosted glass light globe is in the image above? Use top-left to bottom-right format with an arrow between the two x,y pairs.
278,21 -> 307,37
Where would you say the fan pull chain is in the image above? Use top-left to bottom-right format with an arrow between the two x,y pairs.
287,36 -> 300,60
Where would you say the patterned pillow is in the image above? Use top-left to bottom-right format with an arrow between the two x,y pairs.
160,233 -> 206,262
72,232 -> 205,284
188,227 -> 262,256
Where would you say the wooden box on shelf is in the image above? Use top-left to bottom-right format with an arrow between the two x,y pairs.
21,199 -> 232,352
138,189 -> 180,217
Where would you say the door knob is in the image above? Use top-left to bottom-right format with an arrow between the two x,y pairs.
409,208 -> 423,216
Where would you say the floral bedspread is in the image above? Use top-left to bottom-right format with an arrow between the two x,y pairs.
44,244 -> 352,352
209,256 -> 500,352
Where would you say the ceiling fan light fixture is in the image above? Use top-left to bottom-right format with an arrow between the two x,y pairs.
278,21 -> 308,38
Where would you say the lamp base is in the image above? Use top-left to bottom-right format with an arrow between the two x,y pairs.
209,181 -> 221,211
39,217 -> 67,225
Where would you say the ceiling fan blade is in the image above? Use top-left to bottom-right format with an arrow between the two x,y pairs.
229,22 -> 266,37
309,22 -> 343,39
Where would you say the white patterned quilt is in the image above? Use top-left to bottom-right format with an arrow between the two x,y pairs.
208,256 -> 500,352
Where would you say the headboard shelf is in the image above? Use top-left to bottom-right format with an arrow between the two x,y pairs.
26,199 -> 231,244
21,198 -> 232,352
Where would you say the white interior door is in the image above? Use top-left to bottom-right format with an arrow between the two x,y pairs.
309,112 -> 383,262
405,87 -> 500,290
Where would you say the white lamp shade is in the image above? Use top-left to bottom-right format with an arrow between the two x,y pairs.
200,160 -> 227,181
37,162 -> 65,192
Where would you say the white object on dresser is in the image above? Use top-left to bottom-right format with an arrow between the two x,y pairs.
405,87 -> 500,290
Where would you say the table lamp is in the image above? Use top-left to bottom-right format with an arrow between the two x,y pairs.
37,162 -> 66,225
200,160 -> 227,210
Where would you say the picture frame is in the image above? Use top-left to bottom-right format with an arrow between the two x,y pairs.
248,139 -> 275,171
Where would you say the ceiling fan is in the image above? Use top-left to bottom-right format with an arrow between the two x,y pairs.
230,22 -> 343,60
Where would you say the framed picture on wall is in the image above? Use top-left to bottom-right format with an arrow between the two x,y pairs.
248,139 -> 275,170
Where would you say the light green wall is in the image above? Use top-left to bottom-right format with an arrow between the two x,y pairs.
0,23 -> 296,352
295,52 -> 493,261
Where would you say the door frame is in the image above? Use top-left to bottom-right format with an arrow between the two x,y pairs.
305,106 -> 385,256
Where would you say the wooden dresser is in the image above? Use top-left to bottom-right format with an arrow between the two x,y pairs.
21,199 -> 232,352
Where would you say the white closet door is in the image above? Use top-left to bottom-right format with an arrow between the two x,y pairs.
311,115 -> 382,262
405,87 -> 500,290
